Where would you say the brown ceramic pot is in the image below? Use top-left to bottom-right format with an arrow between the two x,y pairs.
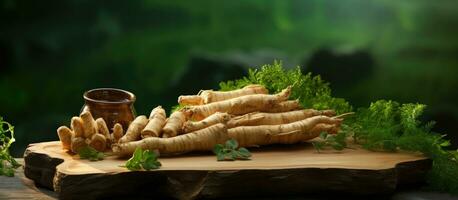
82,88 -> 136,130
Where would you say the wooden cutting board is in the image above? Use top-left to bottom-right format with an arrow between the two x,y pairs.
23,141 -> 431,200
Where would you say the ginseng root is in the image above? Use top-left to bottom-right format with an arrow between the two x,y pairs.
178,84 -> 268,106
268,100 -> 301,113
183,112 -> 231,133
113,123 -> 228,156
95,118 -> 110,138
71,137 -> 86,153
57,126 -> 73,150
141,106 -> 166,138
178,95 -> 204,105
112,123 -> 124,143
199,84 -> 269,104
71,117 -> 85,138
119,115 -> 148,143
184,86 -> 291,121
80,111 -> 97,138
268,123 -> 339,145
227,115 -> 342,147
89,133 -> 107,152
227,109 -> 336,127
162,111 -> 187,138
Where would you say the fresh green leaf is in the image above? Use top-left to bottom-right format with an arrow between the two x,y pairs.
213,139 -> 252,161
124,147 -> 161,171
216,153 -> 225,161
332,144 -> 344,151
213,144 -> 224,154
78,146 -> 104,161
238,148 -> 251,158
312,131 -> 348,151
319,132 -> 328,139
312,142 -> 324,152
440,141 -> 451,147
226,139 -> 238,150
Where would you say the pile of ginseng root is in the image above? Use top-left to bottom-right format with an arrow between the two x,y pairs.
56,111 -> 124,153
111,84 -> 347,157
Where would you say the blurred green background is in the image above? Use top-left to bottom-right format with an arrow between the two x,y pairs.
1,0 -> 458,156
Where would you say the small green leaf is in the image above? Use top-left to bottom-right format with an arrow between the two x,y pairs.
238,148 -> 252,159
226,139 -> 238,150
238,147 -> 251,160
214,139 -> 251,161
3,168 -> 14,177
213,144 -> 224,154
319,132 -> 328,139
133,147 -> 143,159
124,148 -> 161,171
440,140 -> 451,147
78,146 -> 104,161
332,144 -> 344,151
225,152 -> 235,161
216,153 -> 225,161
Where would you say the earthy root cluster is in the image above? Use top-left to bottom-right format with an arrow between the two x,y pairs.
110,84 -> 345,156
57,111 -> 123,153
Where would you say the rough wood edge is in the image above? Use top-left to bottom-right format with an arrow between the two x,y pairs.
23,143 -> 432,200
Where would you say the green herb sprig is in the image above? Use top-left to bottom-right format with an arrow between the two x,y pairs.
312,132 -> 348,152
124,147 -> 161,171
0,117 -> 20,177
214,139 -> 251,161
78,146 -> 105,161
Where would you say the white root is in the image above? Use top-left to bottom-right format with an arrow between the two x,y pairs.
71,137 -> 86,153
57,126 -> 73,150
184,86 -> 291,121
183,112 -> 231,133
80,111 -> 97,138
71,117 -> 85,138
119,115 -> 148,143
227,109 -> 336,127
89,133 -> 107,152
113,123 -> 228,156
199,84 -> 269,104
227,115 -> 342,147
162,111 -> 187,138
268,100 -> 301,113
141,106 -> 167,138
112,123 -> 124,143
178,95 -> 204,105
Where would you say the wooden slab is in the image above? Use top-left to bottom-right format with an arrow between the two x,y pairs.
24,141 -> 431,200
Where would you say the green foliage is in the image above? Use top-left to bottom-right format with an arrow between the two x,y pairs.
78,146 -> 105,161
124,147 -> 161,171
312,132 -> 348,152
348,100 -> 458,192
350,100 -> 432,151
171,104 -> 185,113
0,117 -> 20,177
221,62 -> 458,193
213,139 -> 251,161
219,61 -> 352,114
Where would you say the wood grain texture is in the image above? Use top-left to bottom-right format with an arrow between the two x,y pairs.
24,141 -> 431,200
0,159 -> 57,200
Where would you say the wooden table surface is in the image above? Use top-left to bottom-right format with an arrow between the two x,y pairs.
1,159 -> 458,200
0,159 -> 56,200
